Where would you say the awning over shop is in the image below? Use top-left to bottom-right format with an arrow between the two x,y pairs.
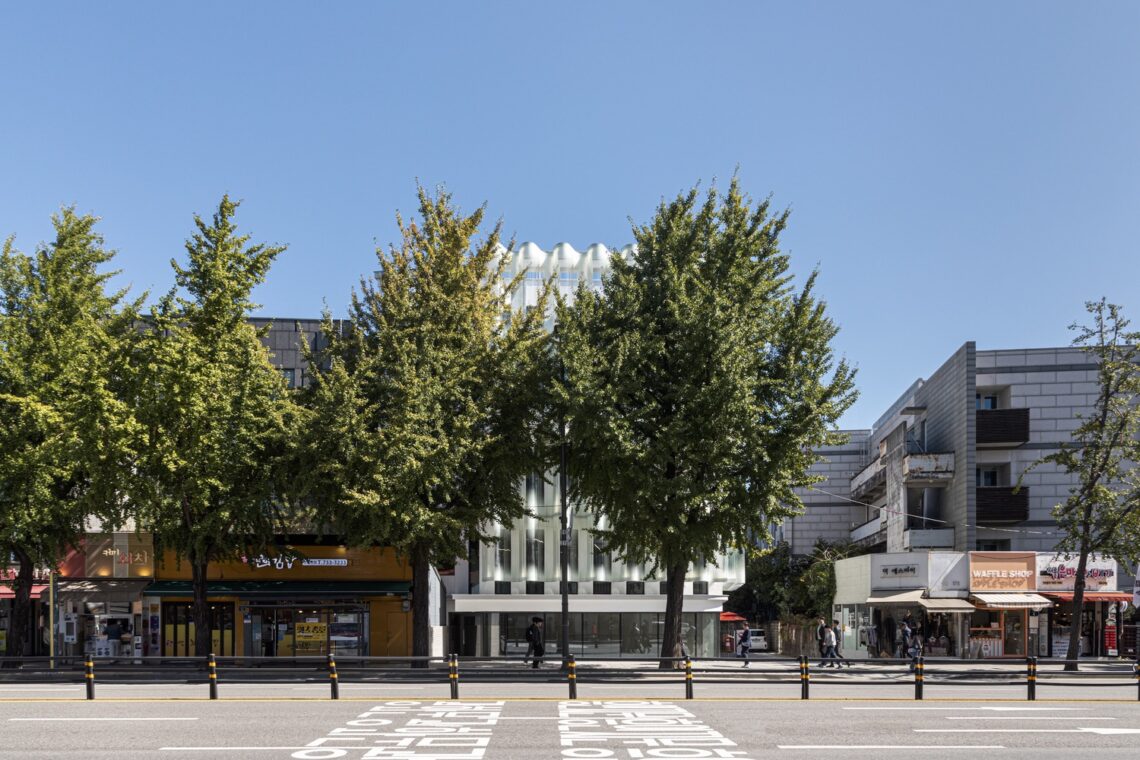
57,579 -> 152,603
970,592 -> 1052,609
919,597 -> 975,612
719,611 -> 746,622
866,589 -> 925,605
0,584 -> 48,600
1040,592 -> 1133,603
142,580 -> 411,598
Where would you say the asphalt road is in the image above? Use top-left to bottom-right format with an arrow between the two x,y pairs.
2,684 -> 1140,759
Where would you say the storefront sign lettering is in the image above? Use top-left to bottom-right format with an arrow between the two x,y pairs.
245,555 -> 350,570
880,564 -> 918,578
1037,554 -> 1118,591
969,552 -> 1037,591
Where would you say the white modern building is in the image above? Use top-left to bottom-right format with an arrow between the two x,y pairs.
443,243 -> 746,659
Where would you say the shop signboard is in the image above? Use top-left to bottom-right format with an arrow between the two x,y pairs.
1036,553 -> 1118,592
83,533 -> 155,579
295,622 -> 328,641
871,553 -> 929,590
155,544 -> 410,582
968,552 -> 1037,592
927,552 -> 969,596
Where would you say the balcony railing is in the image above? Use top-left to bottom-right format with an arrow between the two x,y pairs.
976,486 -> 1029,524
976,408 -> 1030,447
902,452 -> 955,485
850,458 -> 886,501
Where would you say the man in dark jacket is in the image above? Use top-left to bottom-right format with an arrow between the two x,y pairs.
525,617 -> 544,668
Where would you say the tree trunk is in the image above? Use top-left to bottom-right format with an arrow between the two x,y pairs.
189,548 -> 212,658
3,547 -> 35,663
411,541 -> 431,669
1063,545 -> 1091,672
658,560 -> 688,670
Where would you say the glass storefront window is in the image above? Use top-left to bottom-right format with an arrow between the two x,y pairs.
495,611 -> 719,659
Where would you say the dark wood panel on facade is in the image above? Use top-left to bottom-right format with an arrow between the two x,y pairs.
976,408 -> 1030,446
976,486 -> 1029,524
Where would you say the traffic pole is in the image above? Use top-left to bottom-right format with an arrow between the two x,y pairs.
914,656 -> 924,701
684,657 -> 693,700
449,653 -> 459,700
207,653 -> 218,700
1027,657 -> 1037,701
1133,658 -> 1138,702
328,653 -> 340,700
567,654 -> 577,700
84,656 -> 95,700
800,656 -> 810,700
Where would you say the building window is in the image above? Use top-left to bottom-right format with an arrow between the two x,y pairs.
494,529 -> 512,576
526,271 -> 544,287
526,526 -> 545,579
526,472 -> 545,506
592,535 -> 611,579
976,393 -> 998,410
558,271 -> 578,294
976,467 -> 1000,487
590,271 -> 603,292
280,368 -> 296,388
975,540 -> 1011,551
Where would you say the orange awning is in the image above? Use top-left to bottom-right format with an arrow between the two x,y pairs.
1041,592 -> 1133,603
720,611 -> 746,622
0,584 -> 48,600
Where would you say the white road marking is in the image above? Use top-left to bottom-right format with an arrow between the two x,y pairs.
10,717 -> 199,722
946,716 -> 1116,721
917,728 -> 1140,734
0,687 -> 80,692
844,706 -> 1086,711
778,745 -> 1006,750
161,748 -> 312,752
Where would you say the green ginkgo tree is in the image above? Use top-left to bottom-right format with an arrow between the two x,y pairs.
556,179 -> 856,666
0,210 -> 138,658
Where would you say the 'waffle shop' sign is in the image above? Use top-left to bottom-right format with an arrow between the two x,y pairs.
969,552 -> 1037,592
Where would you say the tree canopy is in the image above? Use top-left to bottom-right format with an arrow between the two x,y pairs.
1021,299 -> 1140,670
125,196 -> 293,656
556,179 -> 856,664
300,186 -> 551,660
0,209 -> 138,656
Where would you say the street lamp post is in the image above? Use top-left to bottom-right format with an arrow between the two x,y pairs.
559,352 -> 571,670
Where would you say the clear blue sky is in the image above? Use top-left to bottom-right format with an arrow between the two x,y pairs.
2,2 -> 1137,428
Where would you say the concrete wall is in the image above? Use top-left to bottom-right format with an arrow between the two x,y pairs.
915,342 -> 975,551
783,433 -> 871,555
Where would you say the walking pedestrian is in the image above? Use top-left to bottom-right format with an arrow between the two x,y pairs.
737,624 -> 752,667
832,619 -> 851,668
525,617 -> 545,668
815,616 -> 828,658
819,623 -> 839,667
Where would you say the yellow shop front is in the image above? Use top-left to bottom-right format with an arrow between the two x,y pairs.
143,544 -> 412,658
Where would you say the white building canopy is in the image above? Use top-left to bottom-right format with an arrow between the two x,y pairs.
970,592 -> 1052,609
865,588 -> 925,605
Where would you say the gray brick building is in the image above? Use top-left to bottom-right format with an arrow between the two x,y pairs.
783,343 -> 1112,556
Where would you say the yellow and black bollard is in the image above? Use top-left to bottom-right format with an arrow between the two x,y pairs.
1133,659 -> 1138,702
800,656 -> 810,700
85,656 -> 95,700
329,653 -> 340,700
914,656 -> 924,701
448,653 -> 459,700
568,654 -> 577,700
684,657 -> 693,700
1027,657 -> 1037,701
207,653 -> 218,700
